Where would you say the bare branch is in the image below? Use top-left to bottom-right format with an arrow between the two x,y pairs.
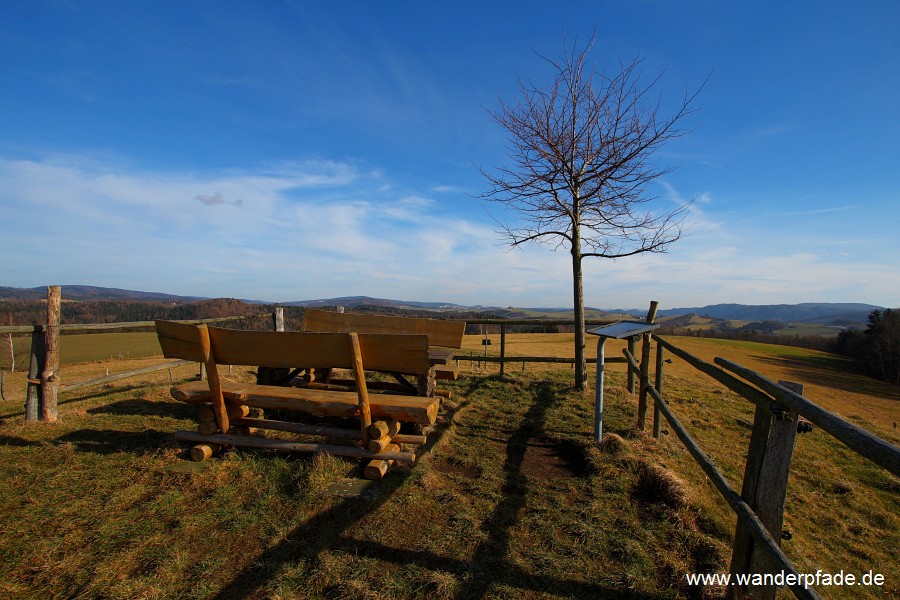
479,32 -> 703,389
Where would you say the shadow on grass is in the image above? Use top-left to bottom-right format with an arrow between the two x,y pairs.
87,397 -> 197,419
54,428 -> 175,455
0,384 -> 182,420
212,376 -> 667,600
749,353 -> 900,401
0,434 -> 40,447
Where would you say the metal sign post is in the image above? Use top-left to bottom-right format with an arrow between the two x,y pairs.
587,321 -> 659,442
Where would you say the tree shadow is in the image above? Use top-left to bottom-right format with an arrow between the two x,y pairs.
211,377 -> 662,599
54,428 -> 175,455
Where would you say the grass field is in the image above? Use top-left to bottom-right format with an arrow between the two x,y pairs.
0,333 -> 897,598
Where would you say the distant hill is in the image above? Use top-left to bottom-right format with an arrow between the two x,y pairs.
652,303 -> 884,326
0,285 -> 207,303
283,296 -> 472,311
0,286 -> 887,327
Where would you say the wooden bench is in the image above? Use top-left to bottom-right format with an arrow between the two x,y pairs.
156,320 -> 439,478
301,308 -> 465,384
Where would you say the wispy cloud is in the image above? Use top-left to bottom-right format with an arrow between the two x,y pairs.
196,193 -> 243,207
1,155 -> 895,307
779,204 -> 861,217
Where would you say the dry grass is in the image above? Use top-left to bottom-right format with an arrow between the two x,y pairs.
0,333 -> 896,598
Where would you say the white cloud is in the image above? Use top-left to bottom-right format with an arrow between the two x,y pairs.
1,155 -> 896,308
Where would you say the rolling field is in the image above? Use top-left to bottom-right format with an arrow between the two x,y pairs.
0,331 -> 896,598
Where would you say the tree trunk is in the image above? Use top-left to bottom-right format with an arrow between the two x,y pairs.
572,232 -> 587,391
41,286 -> 61,422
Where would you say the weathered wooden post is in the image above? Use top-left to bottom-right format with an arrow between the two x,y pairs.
653,343 -> 665,438
637,300 -> 659,430
40,286 -> 61,422
499,323 -> 506,378
273,307 -> 285,332
729,381 -> 803,600
627,337 -> 636,393
25,324 -> 44,422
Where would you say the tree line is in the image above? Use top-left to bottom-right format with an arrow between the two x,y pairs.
0,299 -> 513,335
2,298 -> 267,330
831,309 -> 900,384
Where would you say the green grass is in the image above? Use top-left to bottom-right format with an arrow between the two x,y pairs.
0,335 -> 896,599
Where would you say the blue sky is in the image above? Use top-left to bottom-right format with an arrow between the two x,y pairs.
1,1 -> 898,309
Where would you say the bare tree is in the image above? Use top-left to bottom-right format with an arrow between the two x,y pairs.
483,34 -> 702,390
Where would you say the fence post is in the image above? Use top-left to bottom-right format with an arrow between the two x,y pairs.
0,370 -> 5,401
273,307 -> 284,332
40,286 -> 61,422
637,300 -> 659,430
729,381 -> 802,600
653,343 -> 664,438
499,323 -> 506,379
627,338 -> 636,393
25,325 -> 44,422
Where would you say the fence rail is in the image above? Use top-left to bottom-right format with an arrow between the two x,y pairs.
19,310 -> 264,421
625,331 -> 900,600
59,359 -> 194,394
715,357 -> 899,477
0,314 -> 264,335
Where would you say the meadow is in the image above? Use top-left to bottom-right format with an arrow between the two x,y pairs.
0,332 -> 896,598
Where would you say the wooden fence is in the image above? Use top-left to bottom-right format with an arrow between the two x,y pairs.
458,318 -> 629,376
2,286 -> 269,422
622,329 -> 900,600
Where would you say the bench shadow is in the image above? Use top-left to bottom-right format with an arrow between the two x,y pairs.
212,378 -> 664,599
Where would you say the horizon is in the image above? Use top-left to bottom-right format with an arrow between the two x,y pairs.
2,2 -> 898,308
2,284 -> 889,313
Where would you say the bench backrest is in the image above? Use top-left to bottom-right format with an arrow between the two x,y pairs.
301,308 -> 465,349
155,320 -> 431,375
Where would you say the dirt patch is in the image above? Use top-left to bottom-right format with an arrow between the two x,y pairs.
520,437 -> 590,479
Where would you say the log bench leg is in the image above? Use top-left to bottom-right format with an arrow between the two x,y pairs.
364,442 -> 400,479
191,443 -> 220,462
198,403 -> 251,435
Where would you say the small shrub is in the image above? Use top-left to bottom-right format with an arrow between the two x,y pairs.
633,461 -> 688,508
